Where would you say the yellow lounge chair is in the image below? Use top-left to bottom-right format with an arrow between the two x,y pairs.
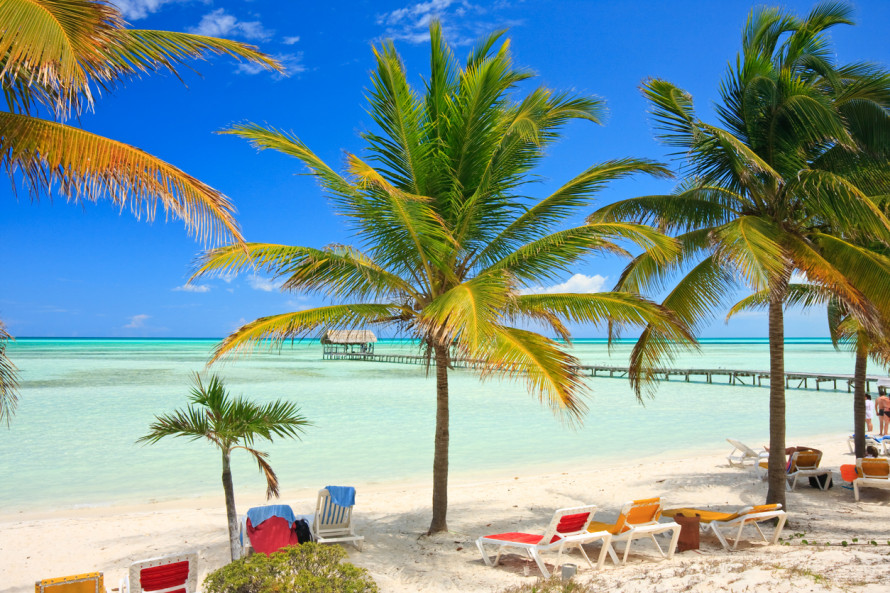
587,497 -> 680,565
854,457 -> 890,502
663,504 -> 786,550
757,450 -> 832,491
35,573 -> 104,593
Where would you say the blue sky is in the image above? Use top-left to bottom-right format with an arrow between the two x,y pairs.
3,0 -> 889,338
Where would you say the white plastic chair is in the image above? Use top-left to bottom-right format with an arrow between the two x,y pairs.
664,504 -> 786,550
854,457 -> 890,501
726,438 -> 767,467
119,552 -> 198,593
785,450 -> 832,491
476,505 -> 612,578
587,497 -> 681,565
312,488 -> 364,550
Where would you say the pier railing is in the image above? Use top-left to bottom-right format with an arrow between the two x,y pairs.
322,351 -> 882,392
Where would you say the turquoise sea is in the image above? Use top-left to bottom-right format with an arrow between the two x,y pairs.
1,338 -> 880,512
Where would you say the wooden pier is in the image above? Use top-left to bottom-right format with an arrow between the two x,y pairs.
323,351 -> 884,392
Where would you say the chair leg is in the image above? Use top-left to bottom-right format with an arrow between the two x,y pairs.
529,548 -> 550,578
854,481 -> 861,502
648,533 -> 665,558
710,522 -> 731,551
666,525 -> 680,559
732,520 -> 746,550
476,539 -> 495,567
622,537 -> 634,564
752,521 -> 767,542
772,515 -> 787,545
606,541 -> 620,565
594,534 -> 612,570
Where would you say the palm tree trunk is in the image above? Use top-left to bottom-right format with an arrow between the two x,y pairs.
766,282 -> 788,509
853,339 -> 867,458
222,450 -> 241,561
428,343 -> 450,534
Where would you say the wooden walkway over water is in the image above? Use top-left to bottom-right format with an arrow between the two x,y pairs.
323,351 -> 884,392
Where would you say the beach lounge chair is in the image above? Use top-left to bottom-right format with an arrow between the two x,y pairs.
854,457 -> 890,502
726,439 -> 767,467
663,504 -> 786,550
240,504 -> 303,556
476,505 -> 612,578
119,552 -> 198,593
785,450 -> 832,491
586,497 -> 681,565
312,487 -> 364,550
36,573 -> 104,593
846,435 -> 885,455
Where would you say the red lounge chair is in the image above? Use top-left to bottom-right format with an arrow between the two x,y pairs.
245,515 -> 301,555
119,552 -> 197,593
476,505 -> 612,578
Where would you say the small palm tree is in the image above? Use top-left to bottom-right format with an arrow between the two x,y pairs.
138,373 -> 311,561
193,23 -> 693,534
0,0 -> 282,423
594,2 -> 890,509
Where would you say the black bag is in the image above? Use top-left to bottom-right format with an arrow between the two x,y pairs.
809,474 -> 833,489
294,518 -> 312,544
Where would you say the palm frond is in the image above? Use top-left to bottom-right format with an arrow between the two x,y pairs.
712,216 -> 785,290
0,322 -> 19,427
1,111 -> 242,244
726,283 -> 830,320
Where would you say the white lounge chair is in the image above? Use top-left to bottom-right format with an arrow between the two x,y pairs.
120,552 -> 198,593
663,504 -> 786,550
854,457 -> 890,501
587,497 -> 681,565
476,505 -> 612,578
312,487 -> 364,551
727,439 -> 767,467
785,450 -> 832,491
846,435 -> 885,455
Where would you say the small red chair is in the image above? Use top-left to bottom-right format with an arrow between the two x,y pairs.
119,552 -> 197,593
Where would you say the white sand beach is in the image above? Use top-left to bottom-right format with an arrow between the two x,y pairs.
2,432 -> 888,593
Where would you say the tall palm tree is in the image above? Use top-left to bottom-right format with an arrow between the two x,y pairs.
0,0 -> 283,420
192,23 -> 694,534
593,2 -> 890,509
729,286 -> 890,458
139,373 -> 311,561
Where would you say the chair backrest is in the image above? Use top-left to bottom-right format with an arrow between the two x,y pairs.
540,505 -> 597,543
727,438 -> 758,457
35,573 -> 103,593
789,450 -> 821,472
314,488 -> 354,536
128,553 -> 198,593
738,503 -> 782,518
858,457 -> 890,479
614,497 -> 662,533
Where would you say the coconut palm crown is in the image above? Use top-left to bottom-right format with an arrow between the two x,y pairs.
193,23 -> 693,534
0,0 -> 283,421
593,2 -> 890,508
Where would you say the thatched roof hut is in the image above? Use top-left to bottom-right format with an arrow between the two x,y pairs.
321,330 -> 377,345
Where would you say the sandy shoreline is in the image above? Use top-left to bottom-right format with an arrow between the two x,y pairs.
3,432 -> 889,592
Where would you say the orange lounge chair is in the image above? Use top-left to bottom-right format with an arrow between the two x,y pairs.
119,552 -> 197,593
587,497 -> 680,565
757,450 -> 832,491
35,573 -> 104,593
854,457 -> 890,502
663,504 -> 786,550
476,505 -> 612,578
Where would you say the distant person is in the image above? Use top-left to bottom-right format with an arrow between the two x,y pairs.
878,387 -> 890,436
865,393 -> 875,433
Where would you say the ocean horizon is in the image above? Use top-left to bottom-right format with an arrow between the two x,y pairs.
2,337 -> 880,513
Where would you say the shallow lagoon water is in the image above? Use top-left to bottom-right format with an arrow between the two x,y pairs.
1,338 -> 876,511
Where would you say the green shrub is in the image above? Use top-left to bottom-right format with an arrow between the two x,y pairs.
203,543 -> 378,593
498,577 -> 596,593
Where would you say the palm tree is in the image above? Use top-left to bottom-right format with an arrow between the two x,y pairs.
192,23 -> 694,534
593,2 -> 890,509
729,286 -> 890,458
0,0 -> 283,420
138,373 -> 310,561
0,322 -> 18,426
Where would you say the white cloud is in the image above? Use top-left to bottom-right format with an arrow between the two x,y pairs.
190,8 -> 272,40
112,0 -> 202,20
236,52 -> 305,76
173,284 -> 210,293
125,314 -> 150,328
248,275 -> 283,292
520,273 -> 608,295
282,36 -> 301,45
377,0 -> 522,46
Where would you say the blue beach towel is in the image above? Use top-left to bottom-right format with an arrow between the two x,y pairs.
325,485 -> 356,507
246,504 -> 297,528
